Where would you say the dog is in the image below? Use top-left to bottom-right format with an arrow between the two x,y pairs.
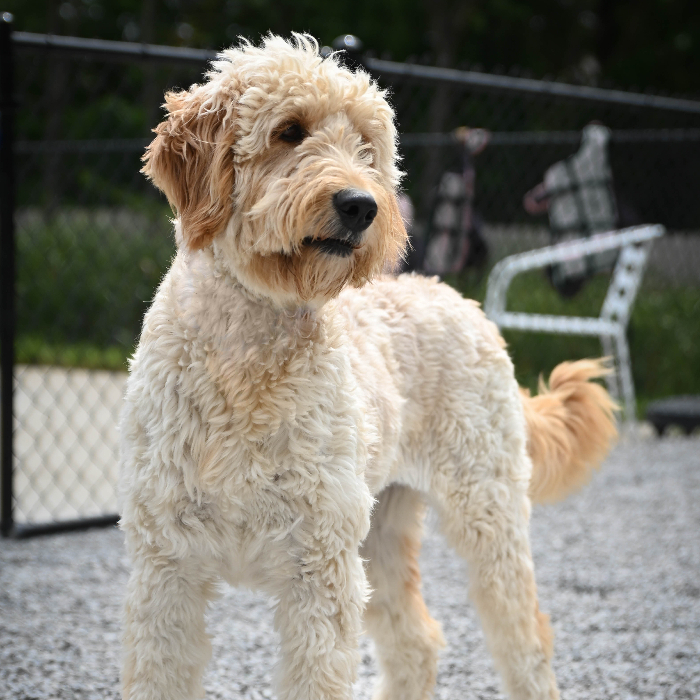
119,34 -> 617,700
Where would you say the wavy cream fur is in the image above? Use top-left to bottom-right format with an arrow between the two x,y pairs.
121,34 -> 615,700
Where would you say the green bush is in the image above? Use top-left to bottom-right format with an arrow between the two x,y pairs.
16,206 -> 174,370
16,335 -> 128,371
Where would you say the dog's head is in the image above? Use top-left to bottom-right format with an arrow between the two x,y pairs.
143,34 -> 407,307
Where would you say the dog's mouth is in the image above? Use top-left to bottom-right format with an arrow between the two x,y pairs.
303,234 -> 360,258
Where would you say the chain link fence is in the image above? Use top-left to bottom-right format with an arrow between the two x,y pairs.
2,28 -> 699,535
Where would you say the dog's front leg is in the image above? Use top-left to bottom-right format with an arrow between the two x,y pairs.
271,542 -> 368,700
259,467 -> 372,700
121,543 -> 219,700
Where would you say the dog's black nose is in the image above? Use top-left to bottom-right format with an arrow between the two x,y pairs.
333,189 -> 378,233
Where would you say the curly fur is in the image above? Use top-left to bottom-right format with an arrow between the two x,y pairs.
120,34 -> 616,700
524,359 -> 618,504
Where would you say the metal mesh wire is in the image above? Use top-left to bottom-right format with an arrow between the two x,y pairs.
6,36 -> 700,529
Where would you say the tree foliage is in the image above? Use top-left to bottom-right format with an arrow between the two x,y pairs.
9,0 -> 700,96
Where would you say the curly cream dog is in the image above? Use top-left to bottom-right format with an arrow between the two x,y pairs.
120,35 -> 616,700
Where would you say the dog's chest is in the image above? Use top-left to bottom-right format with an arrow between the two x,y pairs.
199,311 -> 373,489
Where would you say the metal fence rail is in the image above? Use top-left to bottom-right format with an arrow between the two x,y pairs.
2,24 -> 699,536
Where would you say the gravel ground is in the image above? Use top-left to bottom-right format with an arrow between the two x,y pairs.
2,435 -> 699,700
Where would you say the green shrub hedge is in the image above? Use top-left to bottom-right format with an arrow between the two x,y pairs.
16,207 -> 174,369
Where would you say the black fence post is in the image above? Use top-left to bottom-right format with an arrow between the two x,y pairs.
0,12 -> 16,538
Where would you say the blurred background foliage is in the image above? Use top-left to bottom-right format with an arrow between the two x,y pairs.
10,0 -> 700,97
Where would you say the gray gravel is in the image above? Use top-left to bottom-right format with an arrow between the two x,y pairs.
2,435 -> 699,700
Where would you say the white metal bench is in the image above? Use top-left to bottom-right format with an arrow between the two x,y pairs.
484,224 -> 665,421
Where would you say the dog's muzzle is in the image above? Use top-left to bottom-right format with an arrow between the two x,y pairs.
303,189 -> 378,258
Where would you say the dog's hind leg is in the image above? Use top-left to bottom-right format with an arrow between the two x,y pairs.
121,544 -> 220,700
434,463 -> 559,700
361,484 -> 445,700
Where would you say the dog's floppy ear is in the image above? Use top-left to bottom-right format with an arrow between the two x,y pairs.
142,88 -> 237,250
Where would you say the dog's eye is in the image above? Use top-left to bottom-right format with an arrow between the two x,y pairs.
279,123 -> 306,143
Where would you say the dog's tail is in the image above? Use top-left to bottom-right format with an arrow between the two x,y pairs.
522,358 -> 618,504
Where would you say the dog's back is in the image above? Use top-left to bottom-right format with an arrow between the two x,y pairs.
336,273 -> 617,501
